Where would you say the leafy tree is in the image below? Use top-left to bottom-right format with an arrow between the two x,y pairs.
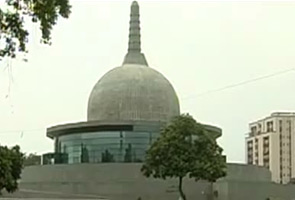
124,143 -> 132,162
0,0 -> 71,60
101,149 -> 114,163
141,114 -> 226,200
23,153 -> 41,166
80,144 -> 89,163
0,145 -> 24,194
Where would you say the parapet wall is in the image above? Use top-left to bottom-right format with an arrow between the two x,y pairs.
12,163 -> 294,200
19,163 -> 210,200
224,163 -> 271,182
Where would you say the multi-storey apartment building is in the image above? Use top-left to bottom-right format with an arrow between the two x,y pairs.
246,112 -> 295,184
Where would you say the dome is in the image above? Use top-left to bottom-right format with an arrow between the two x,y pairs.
87,1 -> 180,122
88,64 -> 180,122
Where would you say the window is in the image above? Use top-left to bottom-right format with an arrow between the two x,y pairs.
266,121 -> 273,132
59,131 -> 155,164
258,124 -> 262,133
251,126 -> 257,135
279,120 -> 283,132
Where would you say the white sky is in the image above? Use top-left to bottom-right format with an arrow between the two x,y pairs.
1,1 -> 295,163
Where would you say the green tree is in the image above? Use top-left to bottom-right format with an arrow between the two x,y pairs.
23,153 -> 41,166
124,143 -> 132,162
0,0 -> 71,60
101,149 -> 114,163
0,145 -> 24,194
141,114 -> 226,200
80,144 -> 89,163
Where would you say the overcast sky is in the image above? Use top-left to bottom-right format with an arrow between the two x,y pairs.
1,1 -> 295,163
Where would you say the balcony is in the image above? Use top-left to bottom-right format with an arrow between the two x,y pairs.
247,131 -> 274,138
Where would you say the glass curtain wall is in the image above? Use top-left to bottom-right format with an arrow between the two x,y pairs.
57,131 -> 158,164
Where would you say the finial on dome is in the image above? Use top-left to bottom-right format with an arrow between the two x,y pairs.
123,1 -> 148,66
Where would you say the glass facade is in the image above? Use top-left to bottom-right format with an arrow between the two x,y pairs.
56,131 -> 159,164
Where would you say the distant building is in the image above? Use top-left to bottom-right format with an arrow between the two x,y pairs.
246,112 -> 295,184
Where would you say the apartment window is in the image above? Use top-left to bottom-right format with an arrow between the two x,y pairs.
251,126 -> 257,134
266,121 -> 274,132
263,137 -> 269,152
279,120 -> 283,132
255,138 -> 258,143
263,136 -> 270,169
255,139 -> 258,148
258,124 -> 262,134
288,120 -> 292,177
247,140 -> 254,165
255,152 -> 258,157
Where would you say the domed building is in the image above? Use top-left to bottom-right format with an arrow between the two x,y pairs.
44,1 -> 220,165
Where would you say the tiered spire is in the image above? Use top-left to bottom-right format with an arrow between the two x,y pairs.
123,1 -> 148,66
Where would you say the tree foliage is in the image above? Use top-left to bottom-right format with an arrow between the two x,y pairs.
124,143 -> 133,162
141,114 -> 226,200
0,145 -> 24,194
0,0 -> 71,60
80,144 -> 89,163
23,153 -> 41,166
101,149 -> 114,163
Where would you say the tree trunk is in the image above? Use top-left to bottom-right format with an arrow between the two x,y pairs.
178,176 -> 186,200
209,182 -> 213,200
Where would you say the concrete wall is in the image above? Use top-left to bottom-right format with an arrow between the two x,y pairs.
219,164 -> 295,200
224,181 -> 295,200
8,163 -> 295,200
19,163 -> 211,200
223,163 -> 271,182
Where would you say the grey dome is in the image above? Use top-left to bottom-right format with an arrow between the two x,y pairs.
87,64 -> 180,122
88,1 -> 180,122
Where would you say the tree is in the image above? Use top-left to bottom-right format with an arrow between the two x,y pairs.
24,153 -> 41,166
124,143 -> 132,162
0,145 -> 24,194
141,114 -> 226,200
101,149 -> 114,163
0,0 -> 71,61
80,144 -> 89,163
